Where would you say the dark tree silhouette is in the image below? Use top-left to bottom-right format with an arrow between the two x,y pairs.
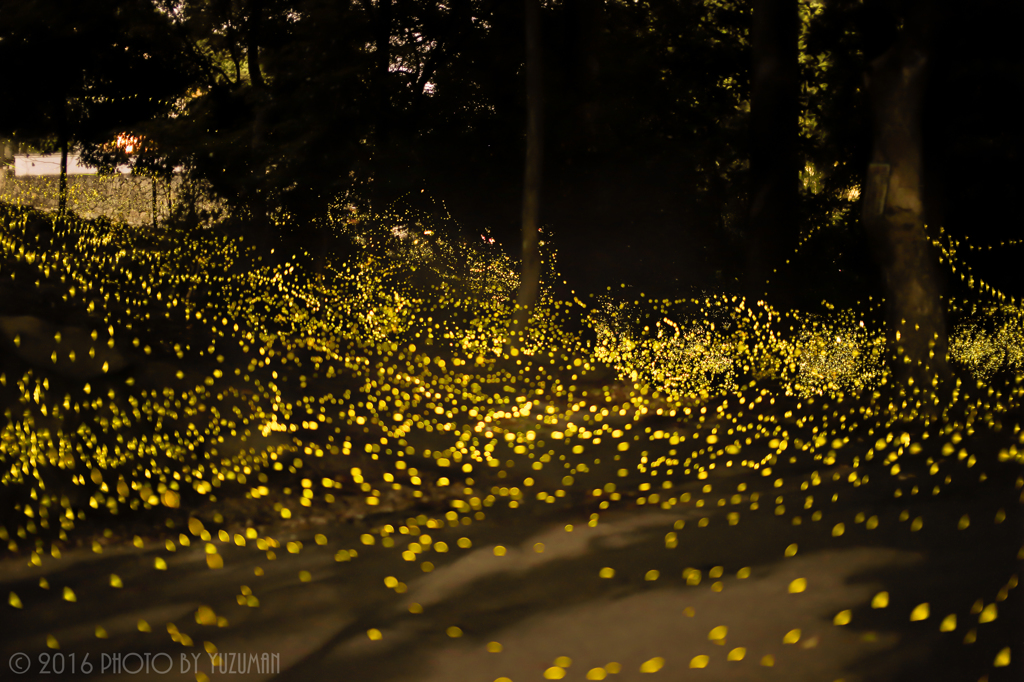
746,0 -> 799,304
514,0 -> 544,335
0,0 -> 195,213
245,0 -> 272,249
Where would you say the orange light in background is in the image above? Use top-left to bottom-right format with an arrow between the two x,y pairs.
115,133 -> 140,154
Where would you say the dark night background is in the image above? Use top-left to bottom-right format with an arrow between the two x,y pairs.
1,0 -> 1021,305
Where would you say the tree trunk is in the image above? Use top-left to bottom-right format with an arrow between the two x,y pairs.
746,0 -> 799,305
862,3 -> 948,391
226,11 -> 242,83
513,0 -> 544,337
246,0 -> 271,256
246,0 -> 265,90
152,176 -> 158,229
375,0 -> 392,148
58,107 -> 68,215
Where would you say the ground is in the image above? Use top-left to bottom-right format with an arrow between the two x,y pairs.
1,385 -> 1022,682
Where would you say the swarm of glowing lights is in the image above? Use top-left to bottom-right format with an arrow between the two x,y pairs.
0,188 -> 1021,679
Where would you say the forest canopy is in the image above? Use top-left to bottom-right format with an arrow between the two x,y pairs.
1,0 -> 1019,301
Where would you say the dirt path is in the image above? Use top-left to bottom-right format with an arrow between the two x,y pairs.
2,428 -> 1020,682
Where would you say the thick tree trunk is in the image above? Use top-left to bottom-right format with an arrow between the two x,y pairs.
513,0 -> 544,336
746,0 -> 799,305
862,9 -> 948,390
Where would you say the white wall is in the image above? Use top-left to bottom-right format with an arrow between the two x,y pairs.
14,154 -> 131,177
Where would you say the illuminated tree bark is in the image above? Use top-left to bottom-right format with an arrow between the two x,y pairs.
862,1 -> 949,389
514,0 -> 544,336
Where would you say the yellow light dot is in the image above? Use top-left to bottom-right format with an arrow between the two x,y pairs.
834,609 -> 852,625
909,603 -> 929,621
689,655 -> 708,668
447,626 -> 463,638
487,641 -> 503,653
640,656 -> 665,673
872,591 -> 889,608
599,567 -> 615,579
727,647 -> 745,661
788,578 -> 807,593
783,628 -> 801,644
